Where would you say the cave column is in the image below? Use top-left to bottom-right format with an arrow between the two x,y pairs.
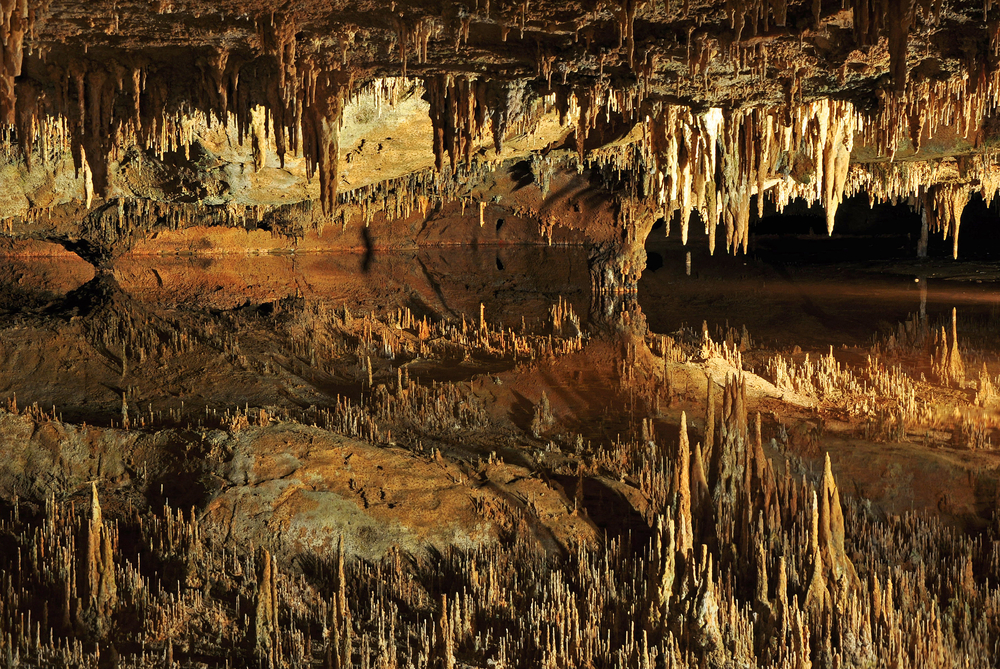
917,208 -> 929,258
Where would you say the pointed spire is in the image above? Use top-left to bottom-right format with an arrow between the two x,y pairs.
693,547 -> 723,657
754,539 -> 769,610
90,481 -> 102,530
819,453 -> 860,593
704,374 -> 715,465
776,555 -> 789,635
948,307 -> 964,386
691,442 -> 710,518
254,547 -> 277,661
436,593 -> 455,669
87,482 -> 103,606
677,412 -> 694,555
804,489 -> 829,612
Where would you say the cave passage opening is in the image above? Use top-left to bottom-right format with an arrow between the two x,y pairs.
639,191 -> 1000,349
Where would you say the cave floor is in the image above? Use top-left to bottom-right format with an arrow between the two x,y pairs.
2,238 -> 1000,666
2,240 -> 999,532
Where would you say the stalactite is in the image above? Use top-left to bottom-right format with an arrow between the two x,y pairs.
644,99 -> 857,253
851,0 -> 922,92
302,70 -> 346,217
925,184 -> 972,259
725,0 -> 787,43
0,0 -> 993,240
425,74 -> 488,171
0,0 -> 31,125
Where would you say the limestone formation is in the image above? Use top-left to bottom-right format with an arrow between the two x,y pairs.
0,2 -> 998,667
0,1 -> 995,262
676,411 -> 694,556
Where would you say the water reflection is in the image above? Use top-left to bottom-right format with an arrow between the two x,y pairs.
640,237 -> 1000,348
0,246 -> 592,426
0,253 -> 95,310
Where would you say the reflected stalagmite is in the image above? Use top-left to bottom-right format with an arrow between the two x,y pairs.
2,0 -> 1000,667
0,293 -> 999,665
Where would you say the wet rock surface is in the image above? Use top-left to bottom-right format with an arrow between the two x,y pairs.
3,1 -> 1000,667
1,243 -> 1000,665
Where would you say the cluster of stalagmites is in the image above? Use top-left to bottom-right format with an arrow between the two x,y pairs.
282,300 -> 585,442
761,304 -> 1000,449
7,272 -> 1000,665
25,274 -> 587,437
2,373 -> 1000,667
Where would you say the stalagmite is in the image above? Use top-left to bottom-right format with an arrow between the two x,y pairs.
692,548 -> 723,657
704,376 -> 715,461
86,482 -> 103,604
775,556 -> 789,635
435,594 -> 455,669
648,516 -> 676,631
677,412 -> 694,555
818,454 -> 860,593
803,490 -> 829,612
336,539 -> 352,665
85,483 -> 116,636
948,307 -> 964,386
254,547 -> 278,662
753,540 -> 768,612
691,442 -> 711,515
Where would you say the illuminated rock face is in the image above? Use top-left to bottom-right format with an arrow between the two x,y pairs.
3,3 -> 1000,669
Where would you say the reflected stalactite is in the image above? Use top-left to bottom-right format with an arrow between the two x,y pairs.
2,243 -> 1000,666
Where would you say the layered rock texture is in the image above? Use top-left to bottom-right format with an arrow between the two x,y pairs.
2,2 -> 1000,669
1,247 -> 1000,666
0,0 -> 999,269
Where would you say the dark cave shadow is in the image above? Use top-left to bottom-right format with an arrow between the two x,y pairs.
360,226 -> 374,273
507,389 -> 537,434
551,474 -> 653,545
509,160 -> 535,191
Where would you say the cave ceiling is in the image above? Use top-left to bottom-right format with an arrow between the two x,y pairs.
0,0 -> 997,262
